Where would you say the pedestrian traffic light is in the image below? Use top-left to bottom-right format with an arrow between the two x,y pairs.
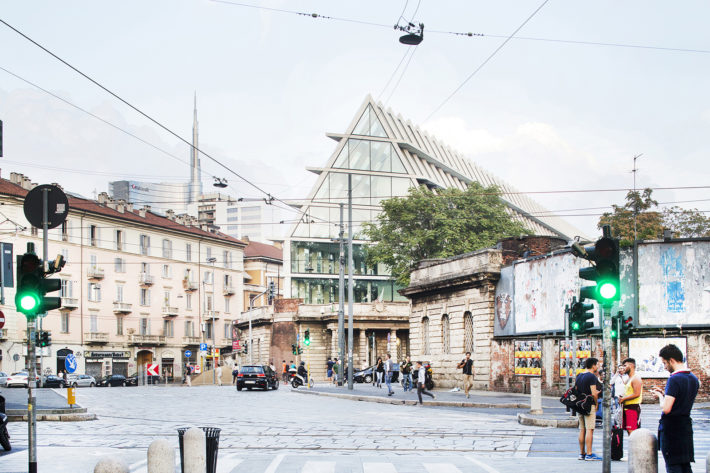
570,300 -> 594,335
304,329 -> 310,346
610,314 -> 620,339
573,225 -> 620,307
37,330 -> 51,347
292,344 -> 297,355
621,314 -> 634,336
267,281 -> 275,304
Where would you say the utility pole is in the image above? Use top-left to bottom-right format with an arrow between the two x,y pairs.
337,203 -> 345,387
347,175 -> 354,390
602,306 -> 612,473
631,153 -> 643,241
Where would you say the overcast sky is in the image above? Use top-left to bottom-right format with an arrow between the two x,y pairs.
0,0 -> 708,239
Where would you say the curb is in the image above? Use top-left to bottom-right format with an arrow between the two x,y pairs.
7,407 -> 96,422
292,389 -> 529,409
517,412 -> 579,428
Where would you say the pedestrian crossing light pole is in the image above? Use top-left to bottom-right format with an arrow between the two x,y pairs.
304,329 -> 311,389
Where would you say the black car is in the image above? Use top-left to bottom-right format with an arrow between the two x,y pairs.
353,365 -> 399,384
125,375 -> 138,386
236,365 -> 279,391
42,375 -> 66,388
98,374 -> 130,387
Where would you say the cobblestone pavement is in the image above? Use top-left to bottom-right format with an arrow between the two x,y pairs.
0,384 -> 707,472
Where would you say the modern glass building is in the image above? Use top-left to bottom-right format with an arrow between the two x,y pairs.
283,96 -> 582,304
109,180 -> 191,215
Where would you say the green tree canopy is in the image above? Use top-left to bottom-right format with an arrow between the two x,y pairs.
362,183 -> 528,286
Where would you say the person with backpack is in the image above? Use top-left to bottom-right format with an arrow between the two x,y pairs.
573,357 -> 602,461
400,356 -> 413,392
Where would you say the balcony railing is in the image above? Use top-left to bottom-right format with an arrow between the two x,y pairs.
182,336 -> 201,345
128,334 -> 166,345
139,273 -> 154,286
183,279 -> 198,292
222,285 -> 235,296
162,306 -> 179,317
113,302 -> 133,314
204,310 -> 220,320
87,267 -> 105,280
84,332 -> 109,344
61,297 -> 79,310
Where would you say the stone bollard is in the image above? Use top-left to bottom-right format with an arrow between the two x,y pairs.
183,427 -> 206,473
706,451 -> 709,473
148,439 -> 175,473
529,378 -> 543,414
94,456 -> 129,473
629,428 -> 658,473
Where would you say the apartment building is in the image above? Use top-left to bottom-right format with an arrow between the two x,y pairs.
0,173 -> 246,381
243,239 -> 283,311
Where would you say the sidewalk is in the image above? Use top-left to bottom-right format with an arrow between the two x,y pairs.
0,387 -> 95,421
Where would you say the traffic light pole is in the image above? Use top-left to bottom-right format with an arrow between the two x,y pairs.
27,318 -> 38,473
602,305 -> 612,473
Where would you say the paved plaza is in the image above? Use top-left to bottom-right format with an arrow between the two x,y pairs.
1,384 -> 708,472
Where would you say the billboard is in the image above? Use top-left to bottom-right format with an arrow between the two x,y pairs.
628,337 -> 687,378
514,340 -> 541,376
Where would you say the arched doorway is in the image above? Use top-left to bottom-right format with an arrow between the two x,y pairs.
137,349 -> 153,384
56,348 -> 73,375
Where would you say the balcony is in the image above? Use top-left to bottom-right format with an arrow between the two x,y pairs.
87,267 -> 105,280
162,306 -> 179,317
85,332 -> 109,344
204,310 -> 220,320
222,285 -> 235,296
61,297 -> 79,310
113,302 -> 133,314
0,328 -> 7,340
139,273 -> 154,286
183,279 -> 198,292
128,334 -> 166,345
183,336 -> 201,345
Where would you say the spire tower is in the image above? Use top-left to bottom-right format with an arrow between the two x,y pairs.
189,92 -> 202,203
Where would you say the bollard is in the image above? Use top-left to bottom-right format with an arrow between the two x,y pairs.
628,428 -> 658,473
148,439 -> 175,473
529,378 -> 543,414
706,451 -> 709,473
94,456 -> 129,473
183,427 -> 206,473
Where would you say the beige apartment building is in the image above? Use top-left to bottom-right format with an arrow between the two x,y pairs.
0,173 -> 246,382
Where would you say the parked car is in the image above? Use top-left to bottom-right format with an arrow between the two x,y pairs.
5,372 -> 39,388
353,365 -> 399,384
42,375 -> 66,388
125,375 -> 138,386
67,374 -> 96,388
0,372 -> 8,387
236,365 -> 279,391
98,374 -> 130,387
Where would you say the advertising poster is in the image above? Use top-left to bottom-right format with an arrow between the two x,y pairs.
559,338 -> 592,376
514,340 -> 541,376
629,337 -> 687,378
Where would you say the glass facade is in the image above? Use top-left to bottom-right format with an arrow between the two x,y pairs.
291,277 -> 406,304
291,241 -> 389,276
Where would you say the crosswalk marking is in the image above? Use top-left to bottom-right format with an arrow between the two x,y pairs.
423,463 -> 462,473
264,454 -> 285,473
216,453 -> 243,473
363,463 -> 398,473
465,456 -> 502,473
302,460 -> 336,473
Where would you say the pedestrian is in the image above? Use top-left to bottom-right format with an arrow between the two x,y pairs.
185,366 -> 192,387
651,344 -> 700,473
457,352 -> 474,398
573,357 -> 602,461
232,366 -> 239,385
216,363 -> 223,386
326,357 -> 334,382
415,361 -> 435,405
611,364 -> 628,400
619,358 -> 642,435
385,353 -> 395,396
400,356 -> 413,392
375,357 -> 384,388
290,360 -> 296,370
282,360 -> 289,383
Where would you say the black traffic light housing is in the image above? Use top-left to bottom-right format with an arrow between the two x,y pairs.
37,330 -> 52,347
267,281 -> 275,305
304,329 -> 310,346
621,313 -> 634,336
570,300 -> 595,335
573,225 -> 620,307
292,344 -> 298,356
15,244 -> 64,319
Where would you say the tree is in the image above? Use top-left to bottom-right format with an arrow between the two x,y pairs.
362,183 -> 528,286
598,188 -> 663,246
663,206 -> 710,238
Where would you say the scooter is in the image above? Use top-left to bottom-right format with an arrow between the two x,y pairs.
290,370 -> 314,389
0,394 -> 11,451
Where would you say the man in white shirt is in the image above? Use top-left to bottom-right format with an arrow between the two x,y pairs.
415,361 -> 435,405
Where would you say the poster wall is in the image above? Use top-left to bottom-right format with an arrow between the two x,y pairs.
514,340 -> 541,376
628,337 -> 687,378
559,339 -> 592,376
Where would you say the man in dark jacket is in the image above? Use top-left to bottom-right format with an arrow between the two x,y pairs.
574,357 -> 602,461
652,344 -> 699,473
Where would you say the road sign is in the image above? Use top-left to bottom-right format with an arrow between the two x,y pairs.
64,353 -> 77,373
0,310 -> 4,329
232,340 -> 240,350
193,364 -> 201,374
23,184 -> 69,229
184,350 -> 192,358
146,363 -> 159,376
199,343 -> 207,351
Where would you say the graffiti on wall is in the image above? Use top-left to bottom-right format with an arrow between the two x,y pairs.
638,242 -> 710,326
494,266 -> 515,336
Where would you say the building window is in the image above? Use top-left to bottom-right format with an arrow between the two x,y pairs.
185,320 -> 194,337
464,311 -> 474,353
163,320 -> 174,337
163,291 -> 170,307
223,250 -> 229,269
441,314 -> 450,353
61,313 -> 69,333
60,248 -> 69,262
205,321 -> 213,340
141,262 -> 150,275
140,318 -> 149,335
140,234 -> 150,255
162,264 -> 171,278
186,293 -> 192,310
116,317 -> 123,336
224,297 -> 230,314
115,257 -> 125,273
206,247 -> 212,261
223,323 -> 231,339
31,226 -> 38,236
205,294 -> 213,312
140,288 -> 150,306
115,230 -> 123,251
90,314 -> 98,332
162,239 -> 172,259
422,316 -> 430,355
186,244 -> 192,262
204,271 -> 213,285
90,254 -> 98,270
60,279 -> 73,298
88,283 -> 101,302
61,221 -> 69,242
90,225 -> 98,247
116,285 -> 124,303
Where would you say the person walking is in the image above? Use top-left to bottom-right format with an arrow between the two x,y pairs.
332,358 -> 339,384
282,360 -> 289,383
232,366 -> 239,385
457,352 -> 474,398
415,361 -> 435,405
619,358 -> 642,435
216,363 -> 223,386
574,357 -> 602,461
384,353 -> 395,396
400,356 -> 413,392
326,357 -> 334,383
652,344 -> 700,473
375,357 -> 384,388
185,366 -> 192,387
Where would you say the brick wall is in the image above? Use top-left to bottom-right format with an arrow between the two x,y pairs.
498,236 -> 568,266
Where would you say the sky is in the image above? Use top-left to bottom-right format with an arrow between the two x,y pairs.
0,0 -> 708,240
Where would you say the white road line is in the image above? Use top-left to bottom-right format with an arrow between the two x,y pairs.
364,463 -> 398,473
302,461 -> 336,473
264,454 -> 285,473
424,463 -> 462,473
129,459 -> 148,473
216,453 -> 243,473
465,456 -> 502,473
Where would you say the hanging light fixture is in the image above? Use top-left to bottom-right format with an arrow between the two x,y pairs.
398,23 -> 424,45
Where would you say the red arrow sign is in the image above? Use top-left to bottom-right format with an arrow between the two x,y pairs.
146,363 -> 160,376
0,310 -> 5,329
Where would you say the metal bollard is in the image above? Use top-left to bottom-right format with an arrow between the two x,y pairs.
628,428 -> 658,473
148,439 -> 175,473
94,456 -> 129,473
529,378 -> 543,414
183,427 -> 206,473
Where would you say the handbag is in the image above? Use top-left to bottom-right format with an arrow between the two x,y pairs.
560,385 -> 595,415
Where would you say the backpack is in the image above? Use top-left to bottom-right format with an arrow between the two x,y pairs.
560,384 -> 595,415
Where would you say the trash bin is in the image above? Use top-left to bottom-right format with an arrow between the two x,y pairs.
178,426 -> 221,473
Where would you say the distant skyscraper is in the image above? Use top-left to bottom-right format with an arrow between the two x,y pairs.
189,93 -> 202,203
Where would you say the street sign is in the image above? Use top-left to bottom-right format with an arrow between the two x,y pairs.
232,340 -> 240,350
23,184 -> 69,229
64,353 -> 77,373
199,343 -> 207,351
146,363 -> 159,376
193,364 -> 201,374
184,350 -> 192,358
0,310 -> 4,329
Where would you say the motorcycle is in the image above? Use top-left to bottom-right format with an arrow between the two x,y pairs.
0,394 -> 11,451
290,370 -> 314,389
421,363 -> 435,390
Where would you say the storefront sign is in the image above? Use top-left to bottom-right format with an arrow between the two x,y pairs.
85,351 -> 130,360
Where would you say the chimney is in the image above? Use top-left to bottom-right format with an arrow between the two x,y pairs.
126,203 -> 134,213
10,172 -> 23,185
97,192 -> 110,205
116,199 -> 126,213
138,207 -> 146,218
165,209 -> 175,221
21,176 -> 34,190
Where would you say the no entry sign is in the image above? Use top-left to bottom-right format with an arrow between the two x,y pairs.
0,310 -> 5,329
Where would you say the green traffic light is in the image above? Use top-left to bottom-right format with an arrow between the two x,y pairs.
571,321 -> 580,330
611,329 -> 618,339
19,293 -> 40,312
598,281 -> 618,300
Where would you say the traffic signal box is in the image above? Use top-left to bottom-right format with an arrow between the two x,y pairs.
304,329 -> 310,346
15,245 -> 63,319
570,300 -> 594,335
577,225 -> 620,308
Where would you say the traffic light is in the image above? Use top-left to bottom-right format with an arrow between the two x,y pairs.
573,225 -> 620,307
621,313 -> 634,336
570,300 -> 594,335
298,346 -> 303,355
292,344 -> 297,355
304,329 -> 310,346
610,313 -> 620,339
37,330 -> 51,347
267,281 -> 275,305
16,248 -> 42,318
